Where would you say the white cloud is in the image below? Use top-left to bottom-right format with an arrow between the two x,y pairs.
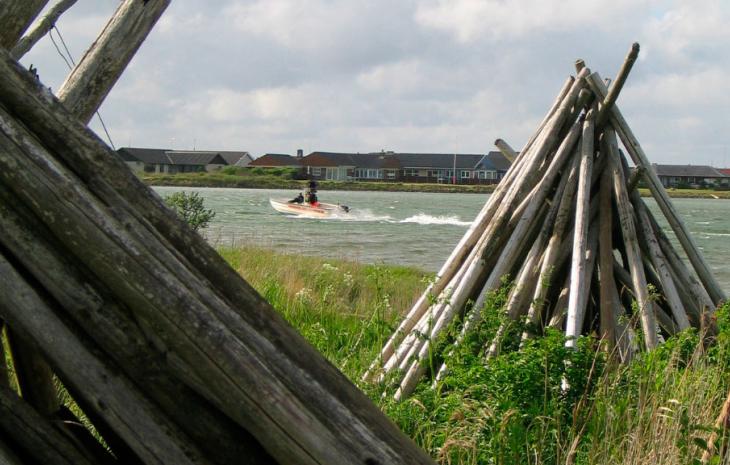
415,0 -> 656,42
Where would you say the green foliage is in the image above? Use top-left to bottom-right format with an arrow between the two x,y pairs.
163,191 -> 215,231
219,247 -> 730,465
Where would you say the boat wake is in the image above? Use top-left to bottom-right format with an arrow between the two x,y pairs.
284,209 -> 471,227
398,213 -> 472,227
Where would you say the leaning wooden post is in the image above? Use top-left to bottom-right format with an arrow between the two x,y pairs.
605,128 -> 658,350
586,72 -> 726,305
10,0 -> 78,60
56,0 -> 171,124
494,138 -> 517,163
565,108 -> 596,348
631,190 -> 691,331
0,0 -> 48,49
595,43 -> 640,128
598,159 -> 617,350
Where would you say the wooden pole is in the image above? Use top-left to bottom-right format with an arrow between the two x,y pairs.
0,54 -> 437,465
11,0 -> 78,60
0,385 -> 98,465
0,0 -> 48,49
595,43 -> 640,128
586,72 -> 726,305
56,0 -> 171,124
565,108 -> 596,348
631,191 -> 691,330
0,253 -> 207,465
598,160 -> 617,349
494,138 -> 517,162
605,128 -> 658,350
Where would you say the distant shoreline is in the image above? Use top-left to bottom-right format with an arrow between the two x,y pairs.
143,174 -> 730,199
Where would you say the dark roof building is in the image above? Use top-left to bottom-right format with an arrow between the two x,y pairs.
166,151 -> 228,166
651,164 -> 728,187
117,147 -> 170,164
249,153 -> 301,167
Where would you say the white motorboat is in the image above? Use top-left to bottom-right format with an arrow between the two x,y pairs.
269,198 -> 350,218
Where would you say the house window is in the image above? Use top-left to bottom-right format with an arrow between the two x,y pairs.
367,169 -> 380,179
385,169 -> 396,179
461,170 -> 470,179
144,163 -> 156,173
312,167 -> 322,176
403,168 -> 417,177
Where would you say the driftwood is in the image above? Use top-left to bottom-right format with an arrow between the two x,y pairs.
0,0 -> 48,49
368,44 -> 724,401
57,0 -> 171,123
11,0 -> 78,60
0,48 -> 436,465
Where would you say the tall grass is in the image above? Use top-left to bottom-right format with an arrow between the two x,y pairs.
225,245 -> 730,464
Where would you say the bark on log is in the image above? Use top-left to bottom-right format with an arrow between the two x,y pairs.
10,0 -> 78,60
0,0 -> 48,49
56,0 -> 171,124
0,385 -> 98,465
0,51 -> 436,465
586,72 -> 726,305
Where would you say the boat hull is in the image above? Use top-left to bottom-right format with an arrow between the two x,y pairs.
269,199 -> 348,217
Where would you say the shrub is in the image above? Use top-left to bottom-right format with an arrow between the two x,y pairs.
163,191 -> 215,231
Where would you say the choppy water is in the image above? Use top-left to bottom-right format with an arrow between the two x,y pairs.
153,187 -> 730,293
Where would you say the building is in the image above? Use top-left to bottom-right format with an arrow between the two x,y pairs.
118,147 -> 252,174
248,153 -> 302,168
651,164 -> 729,188
297,150 -> 510,184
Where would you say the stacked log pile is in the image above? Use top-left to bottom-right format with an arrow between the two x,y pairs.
365,44 -> 726,401
0,2 -> 436,464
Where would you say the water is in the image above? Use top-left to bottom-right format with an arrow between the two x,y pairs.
153,186 -> 730,293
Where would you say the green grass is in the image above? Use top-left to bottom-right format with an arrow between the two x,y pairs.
225,245 -> 730,465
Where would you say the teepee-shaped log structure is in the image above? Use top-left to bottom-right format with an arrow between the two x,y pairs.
0,2 -> 436,464
365,43 -> 726,401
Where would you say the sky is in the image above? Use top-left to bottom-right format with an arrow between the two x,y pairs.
19,0 -> 730,166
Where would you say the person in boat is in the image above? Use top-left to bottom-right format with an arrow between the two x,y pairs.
306,178 -> 319,205
288,192 -> 304,204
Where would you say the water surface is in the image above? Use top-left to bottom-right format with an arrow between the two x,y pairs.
154,187 -> 730,293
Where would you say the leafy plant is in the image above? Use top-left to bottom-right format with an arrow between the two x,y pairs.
164,191 -> 215,231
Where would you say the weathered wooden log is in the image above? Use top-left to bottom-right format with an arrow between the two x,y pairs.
0,0 -> 48,49
595,43 -> 640,128
494,138 -> 517,162
0,52 -> 436,465
0,438 -> 24,465
3,330 -> 59,416
587,72 -> 726,304
548,276 -> 572,329
606,128 -> 658,349
631,190 -> 690,330
10,0 -> 78,60
598,159 -> 617,349
565,109 -> 596,347
0,186 -> 273,465
0,251 -> 206,465
0,385 -> 98,465
56,0 -> 171,124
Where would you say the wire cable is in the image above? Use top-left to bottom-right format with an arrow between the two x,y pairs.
49,25 -> 116,150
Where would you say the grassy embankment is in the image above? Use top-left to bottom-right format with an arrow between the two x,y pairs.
142,167 -> 730,198
221,245 -> 730,465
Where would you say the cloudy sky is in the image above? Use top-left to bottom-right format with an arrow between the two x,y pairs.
20,0 -> 730,166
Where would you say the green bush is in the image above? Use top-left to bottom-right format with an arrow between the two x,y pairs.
163,191 -> 215,231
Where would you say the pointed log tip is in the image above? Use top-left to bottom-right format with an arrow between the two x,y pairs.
629,42 -> 640,59
494,138 -> 504,145
575,59 -> 586,72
